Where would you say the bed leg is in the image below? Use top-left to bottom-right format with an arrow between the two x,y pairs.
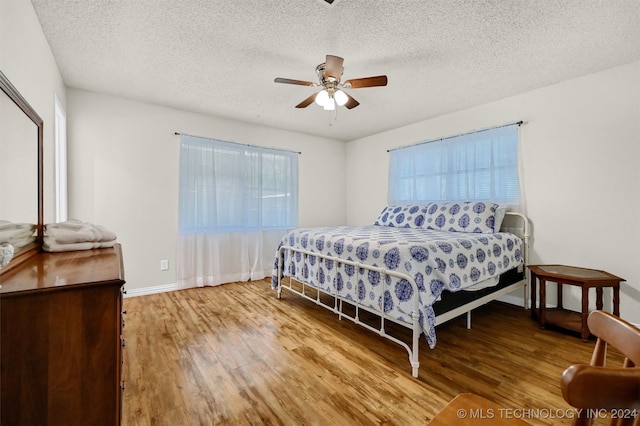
411,310 -> 420,378
411,363 -> 419,378
466,311 -> 472,329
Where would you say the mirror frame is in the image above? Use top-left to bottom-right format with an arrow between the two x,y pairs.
0,71 -> 44,273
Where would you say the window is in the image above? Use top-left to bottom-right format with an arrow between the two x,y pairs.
388,125 -> 520,205
178,135 -> 298,233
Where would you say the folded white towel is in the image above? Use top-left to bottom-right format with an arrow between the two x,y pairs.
0,221 -> 35,232
51,219 -> 86,231
46,226 -> 101,244
93,224 -> 117,242
42,239 -> 115,253
45,220 -> 117,244
9,235 -> 37,250
0,226 -> 36,244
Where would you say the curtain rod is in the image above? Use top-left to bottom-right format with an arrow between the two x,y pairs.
386,120 -> 524,152
174,131 -> 302,155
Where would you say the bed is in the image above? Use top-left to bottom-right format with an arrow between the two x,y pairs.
272,202 -> 530,378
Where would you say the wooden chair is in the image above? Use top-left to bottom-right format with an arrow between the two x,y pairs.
429,310 -> 640,426
560,310 -> 640,426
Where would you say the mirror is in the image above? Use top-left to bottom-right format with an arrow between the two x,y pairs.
0,71 -> 43,272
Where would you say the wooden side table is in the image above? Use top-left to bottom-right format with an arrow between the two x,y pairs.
528,265 -> 623,342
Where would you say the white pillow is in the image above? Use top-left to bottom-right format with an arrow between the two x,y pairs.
494,205 -> 507,231
423,202 -> 501,233
373,205 -> 428,228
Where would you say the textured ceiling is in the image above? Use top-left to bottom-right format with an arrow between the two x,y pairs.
31,0 -> 640,142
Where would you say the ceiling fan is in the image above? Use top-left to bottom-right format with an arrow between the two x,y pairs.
274,55 -> 388,110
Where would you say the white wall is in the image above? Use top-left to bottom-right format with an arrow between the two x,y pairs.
346,61 -> 640,323
66,89 -> 346,291
0,0 -> 66,223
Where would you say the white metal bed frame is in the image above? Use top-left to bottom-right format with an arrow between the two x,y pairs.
276,212 -> 530,378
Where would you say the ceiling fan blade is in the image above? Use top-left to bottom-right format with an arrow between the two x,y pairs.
295,92 -> 318,108
343,75 -> 388,88
274,77 -> 316,86
344,93 -> 360,109
324,55 -> 344,80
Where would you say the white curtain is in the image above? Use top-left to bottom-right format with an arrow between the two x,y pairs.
177,230 -> 285,287
388,125 -> 521,205
177,135 -> 298,289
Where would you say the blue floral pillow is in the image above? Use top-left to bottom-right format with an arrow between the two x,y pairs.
423,202 -> 500,233
373,205 -> 428,228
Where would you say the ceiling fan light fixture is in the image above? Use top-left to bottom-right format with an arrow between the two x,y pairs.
323,96 -> 336,111
275,54 -> 387,111
315,89 -> 329,106
334,89 -> 348,106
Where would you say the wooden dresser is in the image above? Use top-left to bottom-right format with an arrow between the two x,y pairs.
0,244 -> 125,426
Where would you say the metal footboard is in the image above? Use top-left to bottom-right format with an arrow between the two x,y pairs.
277,245 -> 422,378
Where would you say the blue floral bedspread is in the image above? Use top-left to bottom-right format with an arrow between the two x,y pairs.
271,225 -> 523,348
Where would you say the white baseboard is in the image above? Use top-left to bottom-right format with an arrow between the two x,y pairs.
497,294 -> 640,328
124,282 -> 179,298
497,293 -> 527,307
497,294 -> 560,309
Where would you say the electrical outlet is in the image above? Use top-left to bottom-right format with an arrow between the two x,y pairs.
160,260 -> 169,271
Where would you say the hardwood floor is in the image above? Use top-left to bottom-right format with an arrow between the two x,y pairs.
122,279 -> 623,425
